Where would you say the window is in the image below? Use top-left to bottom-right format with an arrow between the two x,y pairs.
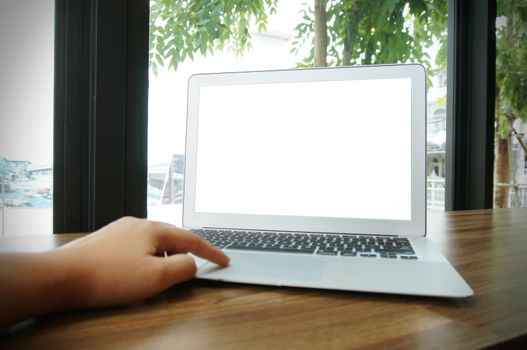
147,0 -> 449,225
50,1 -> 495,233
148,1 -> 305,226
494,1 -> 527,208
0,0 -> 54,236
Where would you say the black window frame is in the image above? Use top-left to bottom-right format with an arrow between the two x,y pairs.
445,0 -> 496,210
54,0 -> 149,232
53,0 -> 496,233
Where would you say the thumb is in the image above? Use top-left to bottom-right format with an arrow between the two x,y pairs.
157,254 -> 198,289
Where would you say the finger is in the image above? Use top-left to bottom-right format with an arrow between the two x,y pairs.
156,254 -> 197,289
156,227 -> 230,266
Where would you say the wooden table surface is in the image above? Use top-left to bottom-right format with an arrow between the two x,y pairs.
1,208 -> 526,349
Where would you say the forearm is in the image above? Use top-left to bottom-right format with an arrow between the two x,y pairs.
0,252 -> 73,330
0,217 -> 229,331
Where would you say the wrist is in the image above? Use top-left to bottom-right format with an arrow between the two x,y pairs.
0,251 -> 79,330
39,250 -> 82,312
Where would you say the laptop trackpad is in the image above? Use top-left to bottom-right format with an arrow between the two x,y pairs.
196,251 -> 324,284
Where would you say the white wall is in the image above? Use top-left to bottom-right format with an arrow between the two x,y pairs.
0,0 -> 54,236
0,0 -> 54,166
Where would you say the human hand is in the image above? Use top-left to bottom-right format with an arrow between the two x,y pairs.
53,217 -> 230,309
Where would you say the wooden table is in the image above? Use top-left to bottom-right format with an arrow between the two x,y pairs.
1,208 -> 526,349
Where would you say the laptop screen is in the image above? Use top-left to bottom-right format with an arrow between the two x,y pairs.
193,77 -> 412,221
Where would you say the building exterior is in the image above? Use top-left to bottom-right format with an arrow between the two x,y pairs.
509,119 -> 527,207
147,154 -> 185,206
426,70 -> 447,210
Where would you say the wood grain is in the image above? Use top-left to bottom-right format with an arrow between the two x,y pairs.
1,208 -> 527,349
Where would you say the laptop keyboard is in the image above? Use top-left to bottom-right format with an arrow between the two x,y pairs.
192,229 -> 418,260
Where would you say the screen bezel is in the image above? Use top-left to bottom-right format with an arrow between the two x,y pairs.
183,64 -> 426,237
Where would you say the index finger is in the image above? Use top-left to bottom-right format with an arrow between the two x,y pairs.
155,224 -> 230,266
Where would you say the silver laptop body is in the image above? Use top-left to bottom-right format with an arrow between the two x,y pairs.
183,64 -> 473,298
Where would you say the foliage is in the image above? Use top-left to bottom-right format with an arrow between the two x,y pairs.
436,95 -> 447,108
291,0 -> 447,75
149,0 -> 277,74
150,0 -> 447,78
495,0 -> 527,139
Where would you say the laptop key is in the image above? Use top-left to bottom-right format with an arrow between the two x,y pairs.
227,245 -> 315,254
317,250 -> 338,256
400,255 -> 418,260
340,251 -> 357,257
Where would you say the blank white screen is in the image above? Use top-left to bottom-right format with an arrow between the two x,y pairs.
195,78 -> 411,220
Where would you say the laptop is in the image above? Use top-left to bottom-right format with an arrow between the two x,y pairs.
183,64 -> 473,298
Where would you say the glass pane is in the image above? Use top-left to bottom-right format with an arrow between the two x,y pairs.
0,0 -> 54,236
494,1 -> 527,208
147,0 -> 448,224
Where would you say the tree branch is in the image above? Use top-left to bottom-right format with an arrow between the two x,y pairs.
342,48 -> 351,66
511,126 -> 527,155
314,0 -> 327,67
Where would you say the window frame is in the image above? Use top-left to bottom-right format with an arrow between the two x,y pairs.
53,0 -> 149,232
445,0 -> 496,210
